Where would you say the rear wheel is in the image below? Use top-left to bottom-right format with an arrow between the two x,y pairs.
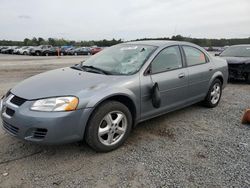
36,51 -> 41,56
203,79 -> 222,108
74,52 -> 78,56
85,101 -> 132,152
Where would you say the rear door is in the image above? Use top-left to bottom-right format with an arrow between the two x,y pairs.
140,45 -> 189,120
181,45 -> 214,103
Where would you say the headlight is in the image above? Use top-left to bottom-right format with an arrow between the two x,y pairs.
30,96 -> 79,112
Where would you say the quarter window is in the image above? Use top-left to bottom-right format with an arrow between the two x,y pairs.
151,46 -> 182,74
183,46 -> 207,66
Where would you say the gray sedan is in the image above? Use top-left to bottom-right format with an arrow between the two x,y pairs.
0,41 -> 228,152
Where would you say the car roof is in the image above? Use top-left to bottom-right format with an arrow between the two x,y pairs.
124,40 -> 197,47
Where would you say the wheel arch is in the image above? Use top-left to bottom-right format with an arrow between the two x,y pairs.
87,94 -> 138,128
35,50 -> 41,55
209,71 -> 225,89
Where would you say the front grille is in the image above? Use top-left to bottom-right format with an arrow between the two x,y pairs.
32,128 -> 48,139
5,107 -> 15,117
10,95 -> 27,106
2,121 -> 19,135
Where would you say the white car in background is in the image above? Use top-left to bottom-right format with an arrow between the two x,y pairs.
19,46 -> 33,55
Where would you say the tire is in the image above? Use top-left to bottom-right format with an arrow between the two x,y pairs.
23,52 -> 27,55
203,79 -> 222,108
74,52 -> 78,56
45,52 -> 49,56
36,51 -> 41,56
85,101 -> 132,152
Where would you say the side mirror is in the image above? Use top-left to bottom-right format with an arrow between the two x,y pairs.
151,82 -> 161,108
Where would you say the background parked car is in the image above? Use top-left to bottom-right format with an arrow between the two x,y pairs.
219,44 -> 250,83
0,46 -> 8,53
60,46 -> 74,56
1,46 -> 18,54
30,45 -> 52,56
91,47 -> 103,55
19,46 -> 32,55
66,47 -> 76,55
13,46 -> 22,54
41,47 -> 59,56
68,47 -> 91,55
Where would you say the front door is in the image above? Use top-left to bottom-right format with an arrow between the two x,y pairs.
140,45 -> 189,120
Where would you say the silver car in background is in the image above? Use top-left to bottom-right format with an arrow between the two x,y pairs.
0,41 -> 228,152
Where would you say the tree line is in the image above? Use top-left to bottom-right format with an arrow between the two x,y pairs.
0,35 -> 249,47
135,35 -> 250,47
0,38 -> 123,47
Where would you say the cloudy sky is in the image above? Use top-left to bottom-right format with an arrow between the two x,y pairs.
0,0 -> 249,41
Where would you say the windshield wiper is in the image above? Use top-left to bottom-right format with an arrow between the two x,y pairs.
71,64 -> 84,71
81,65 -> 111,75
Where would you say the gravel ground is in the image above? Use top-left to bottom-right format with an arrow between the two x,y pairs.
0,54 -> 249,188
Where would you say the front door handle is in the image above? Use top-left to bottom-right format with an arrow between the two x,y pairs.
178,73 -> 185,79
209,68 -> 213,71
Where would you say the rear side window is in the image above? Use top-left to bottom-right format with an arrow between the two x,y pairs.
183,46 -> 207,66
151,46 -> 183,74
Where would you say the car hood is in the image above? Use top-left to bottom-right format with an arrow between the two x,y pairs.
220,56 -> 250,64
11,67 -> 124,100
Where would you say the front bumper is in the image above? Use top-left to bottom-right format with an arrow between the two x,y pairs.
228,64 -> 250,80
0,95 -> 93,144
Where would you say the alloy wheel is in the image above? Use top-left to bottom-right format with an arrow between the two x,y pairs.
210,83 -> 221,104
98,111 -> 127,146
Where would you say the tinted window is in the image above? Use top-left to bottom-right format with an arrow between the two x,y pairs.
151,46 -> 182,74
183,46 -> 207,66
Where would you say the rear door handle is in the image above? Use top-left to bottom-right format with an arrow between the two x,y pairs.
178,73 -> 185,78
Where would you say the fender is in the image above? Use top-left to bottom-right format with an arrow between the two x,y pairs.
77,87 -> 139,137
208,71 -> 224,91
86,87 -> 138,108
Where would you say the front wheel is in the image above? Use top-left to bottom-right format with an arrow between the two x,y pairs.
203,79 -> 222,108
85,101 -> 132,152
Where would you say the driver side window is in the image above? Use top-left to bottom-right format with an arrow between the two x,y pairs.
151,46 -> 183,74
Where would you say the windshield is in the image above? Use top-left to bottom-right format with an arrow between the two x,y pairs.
83,44 -> 157,75
220,46 -> 250,57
